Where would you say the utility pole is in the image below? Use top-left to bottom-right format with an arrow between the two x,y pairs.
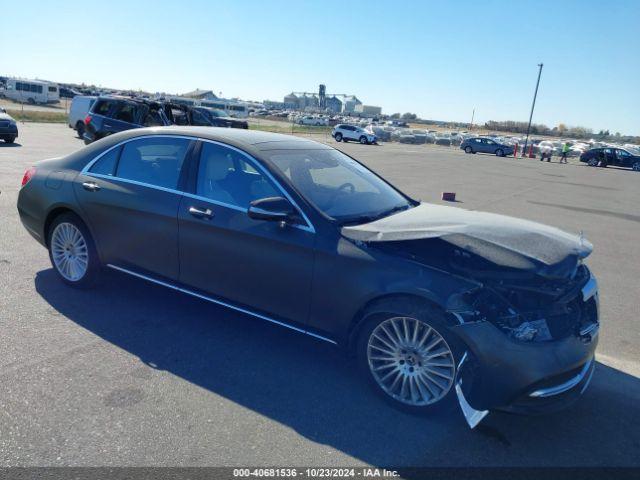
470,108 -> 475,130
522,63 -> 543,157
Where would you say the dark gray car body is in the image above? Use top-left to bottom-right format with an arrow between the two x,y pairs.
460,137 -> 514,156
17,127 -> 599,417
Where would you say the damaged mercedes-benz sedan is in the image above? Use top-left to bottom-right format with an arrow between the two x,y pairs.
17,128 -> 598,428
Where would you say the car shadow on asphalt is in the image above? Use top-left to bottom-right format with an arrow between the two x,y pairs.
0,142 -> 22,147
35,268 -> 640,467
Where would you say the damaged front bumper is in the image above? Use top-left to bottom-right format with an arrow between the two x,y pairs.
452,271 -> 599,428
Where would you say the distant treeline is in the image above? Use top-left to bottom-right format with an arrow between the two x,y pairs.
483,120 -> 639,144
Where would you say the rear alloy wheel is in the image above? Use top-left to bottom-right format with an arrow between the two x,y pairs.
464,146 -> 472,154
359,314 -> 457,412
633,161 -> 640,172
335,132 -> 343,142
48,213 -> 100,288
496,148 -> 505,157
360,136 -> 369,145
587,158 -> 599,167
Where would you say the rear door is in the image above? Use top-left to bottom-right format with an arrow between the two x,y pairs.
177,140 -> 316,324
106,100 -> 142,133
74,135 -> 194,280
344,125 -> 357,140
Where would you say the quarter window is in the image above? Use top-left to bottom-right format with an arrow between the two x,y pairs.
196,143 -> 279,208
89,146 -> 121,176
116,137 -> 190,190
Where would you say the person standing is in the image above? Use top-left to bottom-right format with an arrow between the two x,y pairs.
560,142 -> 570,163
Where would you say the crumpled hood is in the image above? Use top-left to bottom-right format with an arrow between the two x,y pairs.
342,203 -> 592,277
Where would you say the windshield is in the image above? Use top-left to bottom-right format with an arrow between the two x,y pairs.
267,148 -> 413,224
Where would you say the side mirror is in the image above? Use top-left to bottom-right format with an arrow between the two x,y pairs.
248,197 -> 299,224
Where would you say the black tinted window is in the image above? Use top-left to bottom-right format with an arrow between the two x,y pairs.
93,100 -> 112,116
197,143 -> 279,208
89,146 -> 121,176
112,102 -> 138,123
116,137 -> 190,190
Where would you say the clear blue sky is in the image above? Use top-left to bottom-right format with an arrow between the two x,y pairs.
1,0 -> 638,134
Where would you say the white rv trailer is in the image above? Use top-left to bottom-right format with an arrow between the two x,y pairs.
0,78 -> 60,104
199,99 -> 248,118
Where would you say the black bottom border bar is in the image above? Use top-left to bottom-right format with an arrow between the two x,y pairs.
1,468 -> 640,480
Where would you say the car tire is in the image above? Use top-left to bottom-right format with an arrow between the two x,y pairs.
587,158 -> 598,167
27,97 -> 35,105
76,122 -> 85,139
356,299 -> 460,415
359,136 -> 369,145
4,137 -> 15,144
47,212 -> 101,289
464,146 -> 472,154
335,133 -> 343,142
496,148 -> 504,157
633,162 -> 640,172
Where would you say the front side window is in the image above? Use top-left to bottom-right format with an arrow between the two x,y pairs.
196,143 -> 279,208
116,137 -> 190,189
268,148 -> 412,223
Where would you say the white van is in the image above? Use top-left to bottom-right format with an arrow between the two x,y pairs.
68,96 -> 97,138
0,78 -> 60,104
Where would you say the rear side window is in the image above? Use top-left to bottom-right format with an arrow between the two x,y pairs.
112,102 -> 138,123
116,137 -> 190,190
93,100 -> 112,116
89,146 -> 121,176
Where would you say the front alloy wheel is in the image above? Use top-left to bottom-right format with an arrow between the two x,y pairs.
366,316 -> 455,408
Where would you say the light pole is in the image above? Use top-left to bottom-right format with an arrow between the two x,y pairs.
470,108 -> 475,130
522,63 -> 543,157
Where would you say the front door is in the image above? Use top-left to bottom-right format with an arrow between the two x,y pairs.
177,141 -> 316,325
74,136 -> 194,280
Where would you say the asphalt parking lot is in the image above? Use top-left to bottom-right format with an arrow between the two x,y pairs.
1,123 -> 639,467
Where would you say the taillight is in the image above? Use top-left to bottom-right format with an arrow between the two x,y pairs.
21,167 -> 36,187
84,115 -> 92,125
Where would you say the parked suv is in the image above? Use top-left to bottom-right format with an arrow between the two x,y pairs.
190,106 -> 249,129
332,124 -> 377,144
83,96 -> 170,144
580,147 -> 640,171
0,107 -> 18,143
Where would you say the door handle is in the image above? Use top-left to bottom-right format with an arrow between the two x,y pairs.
189,206 -> 214,219
82,181 -> 100,191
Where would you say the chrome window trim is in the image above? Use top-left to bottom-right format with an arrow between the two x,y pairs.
107,264 -> 336,345
80,134 -> 316,233
529,359 -> 594,398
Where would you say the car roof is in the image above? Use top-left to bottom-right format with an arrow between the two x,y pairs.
100,126 -> 332,153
